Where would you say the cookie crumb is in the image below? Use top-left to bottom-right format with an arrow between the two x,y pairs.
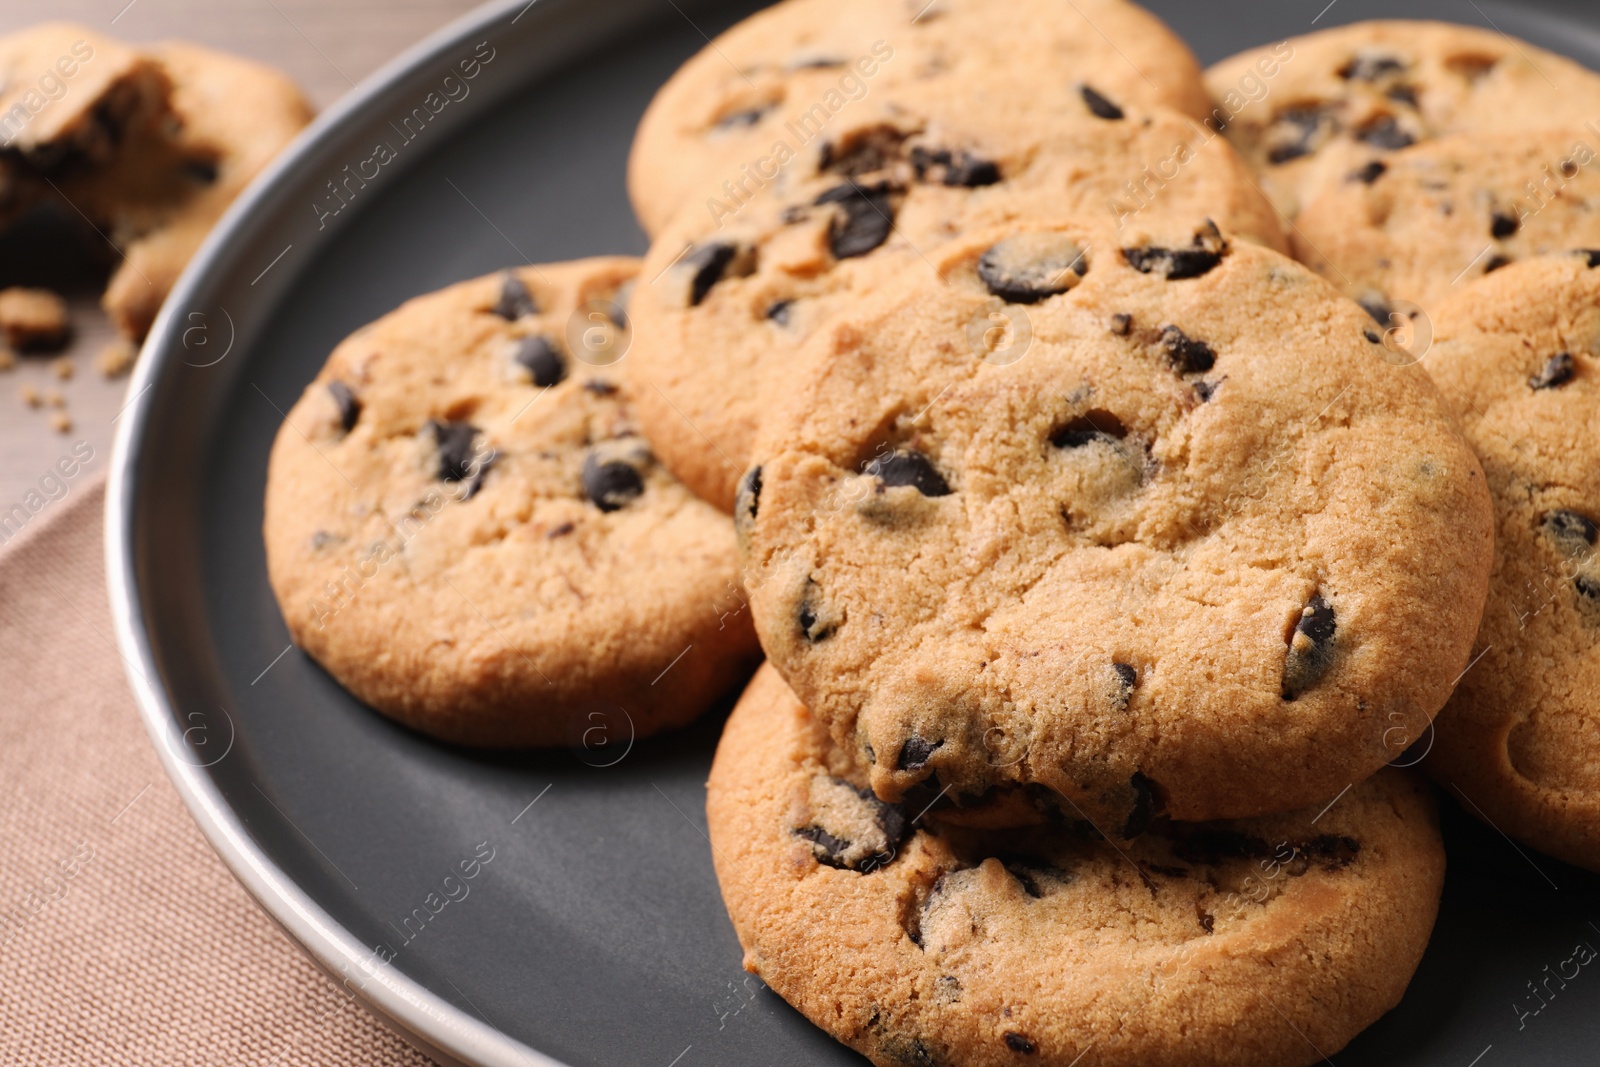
49,411 -> 72,434
0,288 -> 71,351
96,339 -> 136,378
20,384 -> 42,408
51,356 -> 74,380
45,388 -> 66,409
0,349 -> 14,371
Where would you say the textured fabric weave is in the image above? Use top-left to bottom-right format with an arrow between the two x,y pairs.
0,476 -> 435,1066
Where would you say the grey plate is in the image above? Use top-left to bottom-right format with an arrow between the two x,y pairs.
107,0 -> 1600,1064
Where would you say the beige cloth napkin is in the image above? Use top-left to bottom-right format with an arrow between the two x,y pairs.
0,475 -> 435,1066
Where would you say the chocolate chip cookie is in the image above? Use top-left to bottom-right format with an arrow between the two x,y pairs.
630,99 -> 1288,511
627,0 -> 1212,236
1423,252 -> 1600,872
1294,129 -> 1600,313
708,664 -> 1446,1067
263,258 -> 759,747
1207,20 -> 1600,217
738,219 -> 1494,826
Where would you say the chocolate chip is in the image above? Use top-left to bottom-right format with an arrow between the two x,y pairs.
766,299 -> 793,325
1358,294 -> 1392,325
1387,83 -> 1420,107
1484,254 -> 1511,274
1578,575 -> 1600,600
1576,249 -> 1600,268
1123,225 -> 1228,279
908,145 -> 1001,187
182,157 -> 219,184
896,735 -> 942,771
1193,379 -> 1220,402
1003,1032 -> 1036,1055
327,380 -> 360,432
1113,662 -> 1137,696
1109,312 -> 1132,336
1003,861 -> 1067,899
1350,160 -> 1387,184
821,126 -> 907,176
582,453 -> 644,511
1491,210 -> 1521,238
1266,106 -> 1333,164
816,181 -> 897,258
798,581 -> 836,641
513,334 -> 566,387
493,273 -> 537,320
714,106 -> 768,130
1079,83 -> 1124,120
679,241 -> 753,306
1172,829 -> 1270,865
582,379 -> 619,396
788,54 -> 846,70
1339,52 -> 1407,81
734,465 -> 762,533
865,449 -> 952,496
1160,325 -> 1216,374
1282,593 -> 1336,700
1051,410 -> 1127,448
1198,909 -> 1215,934
1529,352 -> 1575,390
795,779 -> 907,872
1356,115 -> 1414,150
547,522 -> 575,539
978,233 -> 1087,303
427,420 -> 493,498
1364,329 -> 1383,344
1123,772 -> 1157,838
1544,509 -> 1598,555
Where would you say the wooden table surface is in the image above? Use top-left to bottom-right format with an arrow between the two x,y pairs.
0,0 -> 482,517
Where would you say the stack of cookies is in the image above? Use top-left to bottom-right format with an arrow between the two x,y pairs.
262,3 -> 1600,1064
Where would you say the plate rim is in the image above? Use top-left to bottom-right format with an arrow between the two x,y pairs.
104,1 -> 576,1063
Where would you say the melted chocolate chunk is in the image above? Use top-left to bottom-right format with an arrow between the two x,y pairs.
1198,909 -> 1216,934
1172,829 -> 1270,865
1266,106 -> 1333,164
1387,83 -> 1421,107
680,241 -> 753,306
582,379 -> 619,396
1529,352 -> 1575,390
1123,226 -> 1228,279
1113,661 -> 1138,693
910,146 -> 1000,187
1578,575 -> 1600,601
427,420 -> 493,498
735,465 -> 762,527
581,453 -> 645,511
1358,294 -> 1392,325
896,735 -> 942,771
865,449 -> 952,496
1109,312 -> 1133,336
1544,509 -> 1598,555
1356,115 -> 1415,150
816,181 -> 897,258
1160,325 -> 1216,374
182,157 -> 220,184
327,380 -> 360,432
1282,593 -> 1336,700
821,126 -> 907,175
1350,160 -> 1387,184
513,334 -> 566,387
1577,249 -> 1600,268
1339,52 -> 1407,82
766,299 -> 794,325
978,233 -> 1087,303
1304,834 -> 1361,869
798,581 -> 836,641
714,106 -> 769,129
493,273 -> 537,320
1051,410 -> 1128,448
1002,1032 -> 1037,1055
795,780 -> 907,872
1491,210 -> 1521,238
1079,84 -> 1124,120
1193,379 -> 1221,402
1484,254 -> 1511,274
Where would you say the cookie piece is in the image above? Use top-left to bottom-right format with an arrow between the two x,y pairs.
630,101 -> 1289,511
263,258 -> 758,746
1294,129 -> 1600,312
1208,20 -> 1600,217
0,24 -> 172,225
739,219 -> 1494,824
81,42 -> 313,341
708,665 -> 1445,1067
1422,253 -> 1600,872
627,0 -> 1211,236
0,287 -> 70,351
